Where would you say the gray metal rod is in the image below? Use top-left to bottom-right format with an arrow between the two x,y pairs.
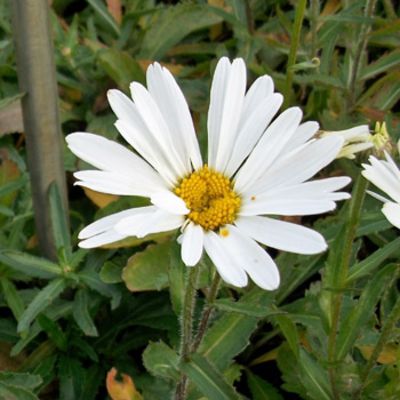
11,0 -> 68,259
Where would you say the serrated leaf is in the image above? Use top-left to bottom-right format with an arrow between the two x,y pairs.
17,278 -> 67,333
274,315 -> 299,358
122,242 -> 171,292
181,353 -> 241,400
140,4 -> 222,59
72,289 -> 99,337
142,341 -> 180,381
0,250 -> 61,279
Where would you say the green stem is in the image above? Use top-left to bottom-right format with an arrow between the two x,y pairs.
327,175 -> 367,399
283,0 -> 307,108
191,273 -> 221,353
310,0 -> 320,58
357,270 -> 400,397
346,0 -> 377,111
175,266 -> 200,400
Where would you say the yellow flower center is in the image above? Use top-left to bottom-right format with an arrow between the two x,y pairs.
174,165 -> 241,231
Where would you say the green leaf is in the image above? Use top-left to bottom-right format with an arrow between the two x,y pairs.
0,278 -> 24,320
0,93 -> 24,110
98,48 -> 145,89
347,237 -> 400,282
0,384 -> 39,400
72,289 -> 98,337
168,241 -> 186,316
246,371 -> 283,400
87,0 -> 120,36
360,50 -> 400,80
99,260 -> 123,284
17,278 -> 67,333
122,242 -> 171,292
142,341 -> 180,381
298,349 -> 331,400
213,298 -> 278,318
0,371 -> 42,389
336,263 -> 396,360
140,4 -> 222,59
0,250 -> 61,279
274,315 -> 299,358
181,353 -> 241,400
48,182 -> 71,261
37,314 -> 68,351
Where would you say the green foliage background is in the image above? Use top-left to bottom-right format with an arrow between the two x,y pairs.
0,0 -> 400,399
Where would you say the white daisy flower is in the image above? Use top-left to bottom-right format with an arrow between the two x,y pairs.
362,152 -> 400,229
66,57 -> 350,291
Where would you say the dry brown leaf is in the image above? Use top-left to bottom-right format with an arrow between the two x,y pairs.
83,187 -> 118,208
357,343 -> 399,365
107,0 -> 122,25
0,101 -> 24,136
106,367 -> 142,400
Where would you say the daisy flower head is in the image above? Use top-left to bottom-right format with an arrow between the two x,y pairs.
66,57 -> 350,291
362,151 -> 400,229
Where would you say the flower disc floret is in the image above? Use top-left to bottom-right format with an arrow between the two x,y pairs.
174,165 -> 241,231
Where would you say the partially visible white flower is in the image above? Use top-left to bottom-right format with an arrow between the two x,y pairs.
320,125 -> 372,159
67,57 -> 350,291
362,152 -> 400,229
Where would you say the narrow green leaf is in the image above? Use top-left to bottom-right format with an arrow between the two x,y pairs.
140,4 -> 222,59
37,314 -> 68,351
274,315 -> 299,358
360,50 -> 400,80
48,182 -> 71,260
336,264 -> 396,360
347,237 -> 400,282
0,175 -> 27,197
298,349 -> 331,400
181,353 -> 241,400
214,298 -> 278,318
72,289 -> 98,337
0,250 -> 61,279
0,278 -> 24,320
0,371 -> 42,389
168,241 -> 186,316
17,278 -> 67,333
0,93 -> 24,109
142,341 -> 180,381
98,48 -> 145,89
87,0 -> 120,36
246,371 -> 283,400
122,242 -> 171,292
0,383 -> 39,400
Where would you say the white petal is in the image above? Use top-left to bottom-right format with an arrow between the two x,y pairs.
235,216 -> 327,254
74,170 -> 162,197
213,58 -> 247,171
116,208 -> 183,238
151,191 -> 189,215
203,230 -> 248,287
181,223 -> 204,266
245,136 -> 344,193
207,57 -> 230,167
234,107 -> 303,193
362,156 -> 400,203
241,75 -> 274,119
224,93 -> 283,177
382,202 -> 400,229
284,121 -> 319,154
79,208 -> 147,240
130,82 -> 188,176
108,90 -> 177,186
146,63 -> 202,170
79,230 -> 126,249
217,225 -> 280,290
366,190 -> 390,203
66,133 -> 167,191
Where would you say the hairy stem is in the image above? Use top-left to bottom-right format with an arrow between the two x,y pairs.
174,266 -> 200,400
327,175 -> 367,399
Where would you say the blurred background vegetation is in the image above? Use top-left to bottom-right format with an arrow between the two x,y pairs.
0,0 -> 400,399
